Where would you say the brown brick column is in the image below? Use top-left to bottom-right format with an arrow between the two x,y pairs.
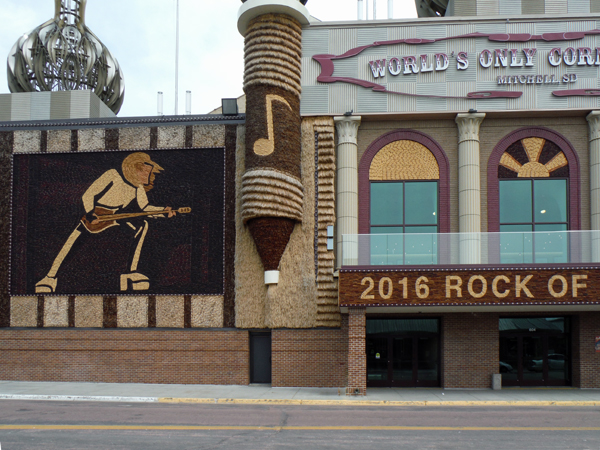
347,307 -> 366,395
578,311 -> 600,388
443,313 -> 498,388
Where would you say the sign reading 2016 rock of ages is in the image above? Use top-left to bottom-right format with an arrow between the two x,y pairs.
11,149 -> 224,296
339,267 -> 600,307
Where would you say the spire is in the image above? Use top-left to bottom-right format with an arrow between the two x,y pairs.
7,0 -> 125,114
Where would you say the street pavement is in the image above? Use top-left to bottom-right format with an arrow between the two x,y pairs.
1,380 -> 600,406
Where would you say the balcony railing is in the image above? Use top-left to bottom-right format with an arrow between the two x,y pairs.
341,230 -> 600,267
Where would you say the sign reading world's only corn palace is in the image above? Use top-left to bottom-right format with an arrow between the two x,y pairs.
301,22 -> 600,116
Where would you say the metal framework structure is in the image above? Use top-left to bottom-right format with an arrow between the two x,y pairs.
7,0 -> 125,114
241,0 -> 308,3
415,0 -> 449,17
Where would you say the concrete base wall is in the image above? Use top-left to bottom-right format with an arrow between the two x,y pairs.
0,329 -> 249,385
272,316 -> 348,388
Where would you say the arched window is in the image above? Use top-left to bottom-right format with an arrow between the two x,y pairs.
488,128 -> 580,264
359,130 -> 450,265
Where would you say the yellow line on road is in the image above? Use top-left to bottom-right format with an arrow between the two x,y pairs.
1,425 -> 600,431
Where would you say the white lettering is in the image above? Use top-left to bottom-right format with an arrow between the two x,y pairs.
564,47 -> 577,66
510,49 -> 524,67
523,48 -> 537,67
479,49 -> 493,68
578,47 -> 594,66
369,59 -> 387,78
434,53 -> 449,71
403,56 -> 419,74
495,49 -> 508,67
388,57 -> 402,76
549,48 -> 562,66
456,51 -> 469,70
420,54 -> 434,72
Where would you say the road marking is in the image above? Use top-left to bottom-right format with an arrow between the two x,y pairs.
1,425 -> 600,431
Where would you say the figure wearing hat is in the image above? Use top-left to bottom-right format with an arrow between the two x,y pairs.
35,152 -> 178,293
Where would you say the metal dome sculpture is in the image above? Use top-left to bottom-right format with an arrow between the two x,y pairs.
415,0 -> 448,17
7,0 -> 124,114
241,0 -> 308,3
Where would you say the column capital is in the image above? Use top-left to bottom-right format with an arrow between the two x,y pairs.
334,116 -> 362,145
587,111 -> 600,142
455,112 -> 486,144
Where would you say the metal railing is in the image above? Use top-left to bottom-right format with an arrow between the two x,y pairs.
341,230 -> 600,266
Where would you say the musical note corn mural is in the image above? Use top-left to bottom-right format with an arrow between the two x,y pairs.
240,2 -> 307,284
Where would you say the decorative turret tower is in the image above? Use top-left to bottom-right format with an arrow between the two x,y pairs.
238,0 -> 310,285
7,0 -> 124,114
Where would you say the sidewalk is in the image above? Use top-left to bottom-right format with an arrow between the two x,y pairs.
1,380 -> 600,406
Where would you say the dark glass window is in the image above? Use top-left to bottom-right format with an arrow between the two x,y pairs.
370,181 -> 438,265
499,179 -> 568,263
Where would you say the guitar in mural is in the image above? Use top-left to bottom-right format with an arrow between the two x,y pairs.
35,152 -> 188,293
81,206 -> 191,233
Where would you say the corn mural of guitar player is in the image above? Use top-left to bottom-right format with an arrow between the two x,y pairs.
34,152 -> 191,293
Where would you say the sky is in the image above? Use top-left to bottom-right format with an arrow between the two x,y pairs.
0,0 -> 417,117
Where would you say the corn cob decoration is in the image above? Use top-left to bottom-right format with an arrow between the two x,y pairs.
238,0 -> 310,284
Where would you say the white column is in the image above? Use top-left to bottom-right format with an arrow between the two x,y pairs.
456,113 -> 485,264
335,116 -> 362,268
587,111 -> 600,262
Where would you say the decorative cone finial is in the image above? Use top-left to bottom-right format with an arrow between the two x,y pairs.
7,0 -> 125,114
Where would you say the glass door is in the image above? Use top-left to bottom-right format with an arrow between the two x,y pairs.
499,317 -> 570,387
367,319 -> 440,387
367,337 -> 389,386
391,336 -> 413,386
522,335 -> 545,385
417,336 -> 439,386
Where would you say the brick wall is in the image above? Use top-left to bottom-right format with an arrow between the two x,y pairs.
0,328 -> 249,385
578,311 -> 600,388
347,308 -> 366,394
442,313 -> 499,388
571,314 -> 581,387
271,316 -> 348,387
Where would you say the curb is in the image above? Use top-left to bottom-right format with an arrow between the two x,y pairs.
1,394 -> 599,407
0,394 -> 158,403
158,397 -> 600,407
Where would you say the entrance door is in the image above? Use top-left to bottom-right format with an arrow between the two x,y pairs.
499,317 -> 570,387
250,332 -> 271,384
367,319 -> 440,387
